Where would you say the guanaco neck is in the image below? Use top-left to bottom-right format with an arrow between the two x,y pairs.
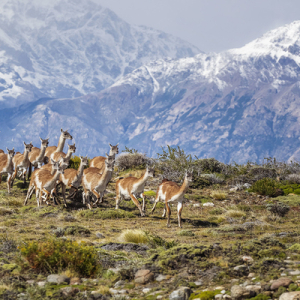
64,149 -> 73,162
98,165 -> 112,187
48,171 -> 62,188
178,176 -> 190,196
108,149 -> 116,158
137,169 -> 149,186
23,149 -> 30,164
56,134 -> 66,153
75,162 -> 86,180
36,145 -> 47,162
6,155 -> 14,169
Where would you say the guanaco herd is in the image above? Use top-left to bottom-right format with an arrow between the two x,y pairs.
0,129 -> 193,227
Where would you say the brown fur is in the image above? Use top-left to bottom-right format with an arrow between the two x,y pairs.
45,128 -> 72,159
0,148 -> 15,193
115,167 -> 155,216
90,143 -> 119,171
0,149 -> 4,154
151,172 -> 193,228
82,161 -> 114,209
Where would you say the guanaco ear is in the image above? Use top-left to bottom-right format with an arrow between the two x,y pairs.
105,153 -> 109,158
109,143 -> 112,147
50,158 -> 55,165
40,137 -> 43,141
61,128 -> 63,132
30,141 -> 33,145
116,143 -> 119,146
12,147 -> 14,152
6,147 -> 9,152
23,141 -> 26,146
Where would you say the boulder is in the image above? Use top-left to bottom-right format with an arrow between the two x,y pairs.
134,269 -> 154,284
60,287 -> 79,297
271,278 -> 293,290
47,274 -> 70,285
169,287 -> 192,300
231,285 -> 256,300
279,292 -> 300,300
156,274 -> 168,282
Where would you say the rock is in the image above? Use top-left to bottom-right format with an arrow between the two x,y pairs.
262,284 -> 271,291
134,269 -> 154,284
245,285 -> 261,294
233,265 -> 248,275
157,296 -> 163,300
37,281 -> 46,287
271,278 -> 293,290
60,287 -> 79,297
91,291 -> 108,300
156,274 -> 168,282
248,273 -> 255,278
47,274 -> 70,285
242,256 -> 254,264
96,232 -> 105,239
193,203 -> 201,207
203,202 -> 214,207
70,277 -> 81,285
194,280 -> 203,286
114,280 -> 126,288
279,292 -> 300,300
215,286 -> 225,290
223,295 -> 232,300
221,290 -> 226,294
231,285 -> 256,300
169,287 -> 192,300
26,280 -> 35,285
143,288 -> 152,293
215,294 -> 223,300
101,243 -> 149,255
289,270 -> 300,276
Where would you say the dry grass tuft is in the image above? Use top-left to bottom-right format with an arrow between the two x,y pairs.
210,191 -> 227,200
224,209 -> 246,218
118,229 -> 148,244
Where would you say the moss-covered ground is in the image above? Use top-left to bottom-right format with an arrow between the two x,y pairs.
0,173 -> 300,299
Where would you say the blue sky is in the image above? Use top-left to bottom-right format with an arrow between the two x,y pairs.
96,0 -> 300,53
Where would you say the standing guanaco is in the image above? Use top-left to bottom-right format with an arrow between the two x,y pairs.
151,172 -> 193,228
0,148 -> 15,193
115,167 -> 155,216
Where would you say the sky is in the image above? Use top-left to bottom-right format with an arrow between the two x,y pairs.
93,0 -> 300,53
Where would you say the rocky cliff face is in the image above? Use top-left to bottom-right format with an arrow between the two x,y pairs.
1,6 -> 300,163
0,0 -> 200,108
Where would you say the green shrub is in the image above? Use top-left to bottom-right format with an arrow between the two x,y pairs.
116,153 -> 151,170
266,202 -> 290,217
190,290 -> 221,300
76,209 -> 136,219
68,156 -> 84,170
208,208 -> 224,215
289,243 -> 300,252
249,294 -> 271,300
119,229 -> 148,244
250,178 -> 281,197
289,283 -> 298,291
177,230 -> 195,237
20,239 -> 100,277
144,190 -> 156,197
53,225 -> 91,237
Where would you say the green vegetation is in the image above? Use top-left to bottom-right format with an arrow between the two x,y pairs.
249,178 -> 280,197
20,239 -> 100,277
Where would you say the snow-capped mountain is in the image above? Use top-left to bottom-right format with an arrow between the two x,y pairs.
2,20 -> 300,163
0,0 -> 200,108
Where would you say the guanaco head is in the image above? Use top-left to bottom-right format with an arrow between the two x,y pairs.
56,165 -> 65,175
105,160 -> 114,172
23,141 -> 33,152
80,156 -> 89,167
185,171 -> 193,183
40,137 -> 49,148
6,148 -> 15,158
68,143 -> 76,153
147,166 -> 155,178
61,128 -> 73,140
50,158 -> 61,171
105,153 -> 115,164
109,143 -> 119,155
59,156 -> 70,170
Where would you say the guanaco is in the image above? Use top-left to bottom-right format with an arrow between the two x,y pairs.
82,160 -> 114,209
151,172 -> 193,227
59,156 -> 89,207
89,143 -> 119,172
115,167 -> 155,216
11,142 -> 33,185
0,148 -> 15,193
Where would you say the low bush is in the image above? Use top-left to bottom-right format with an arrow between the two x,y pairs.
118,229 -> 148,244
289,243 -> 300,252
190,290 -> 221,300
116,153 -> 151,170
266,202 -> 290,217
210,191 -> 227,200
286,174 -> 300,184
177,230 -> 195,237
53,225 -> 91,237
224,209 -> 246,218
20,239 -> 100,277
249,178 -> 281,197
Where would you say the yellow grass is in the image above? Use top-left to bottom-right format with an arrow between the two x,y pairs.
118,229 -> 148,244
210,190 -> 228,200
